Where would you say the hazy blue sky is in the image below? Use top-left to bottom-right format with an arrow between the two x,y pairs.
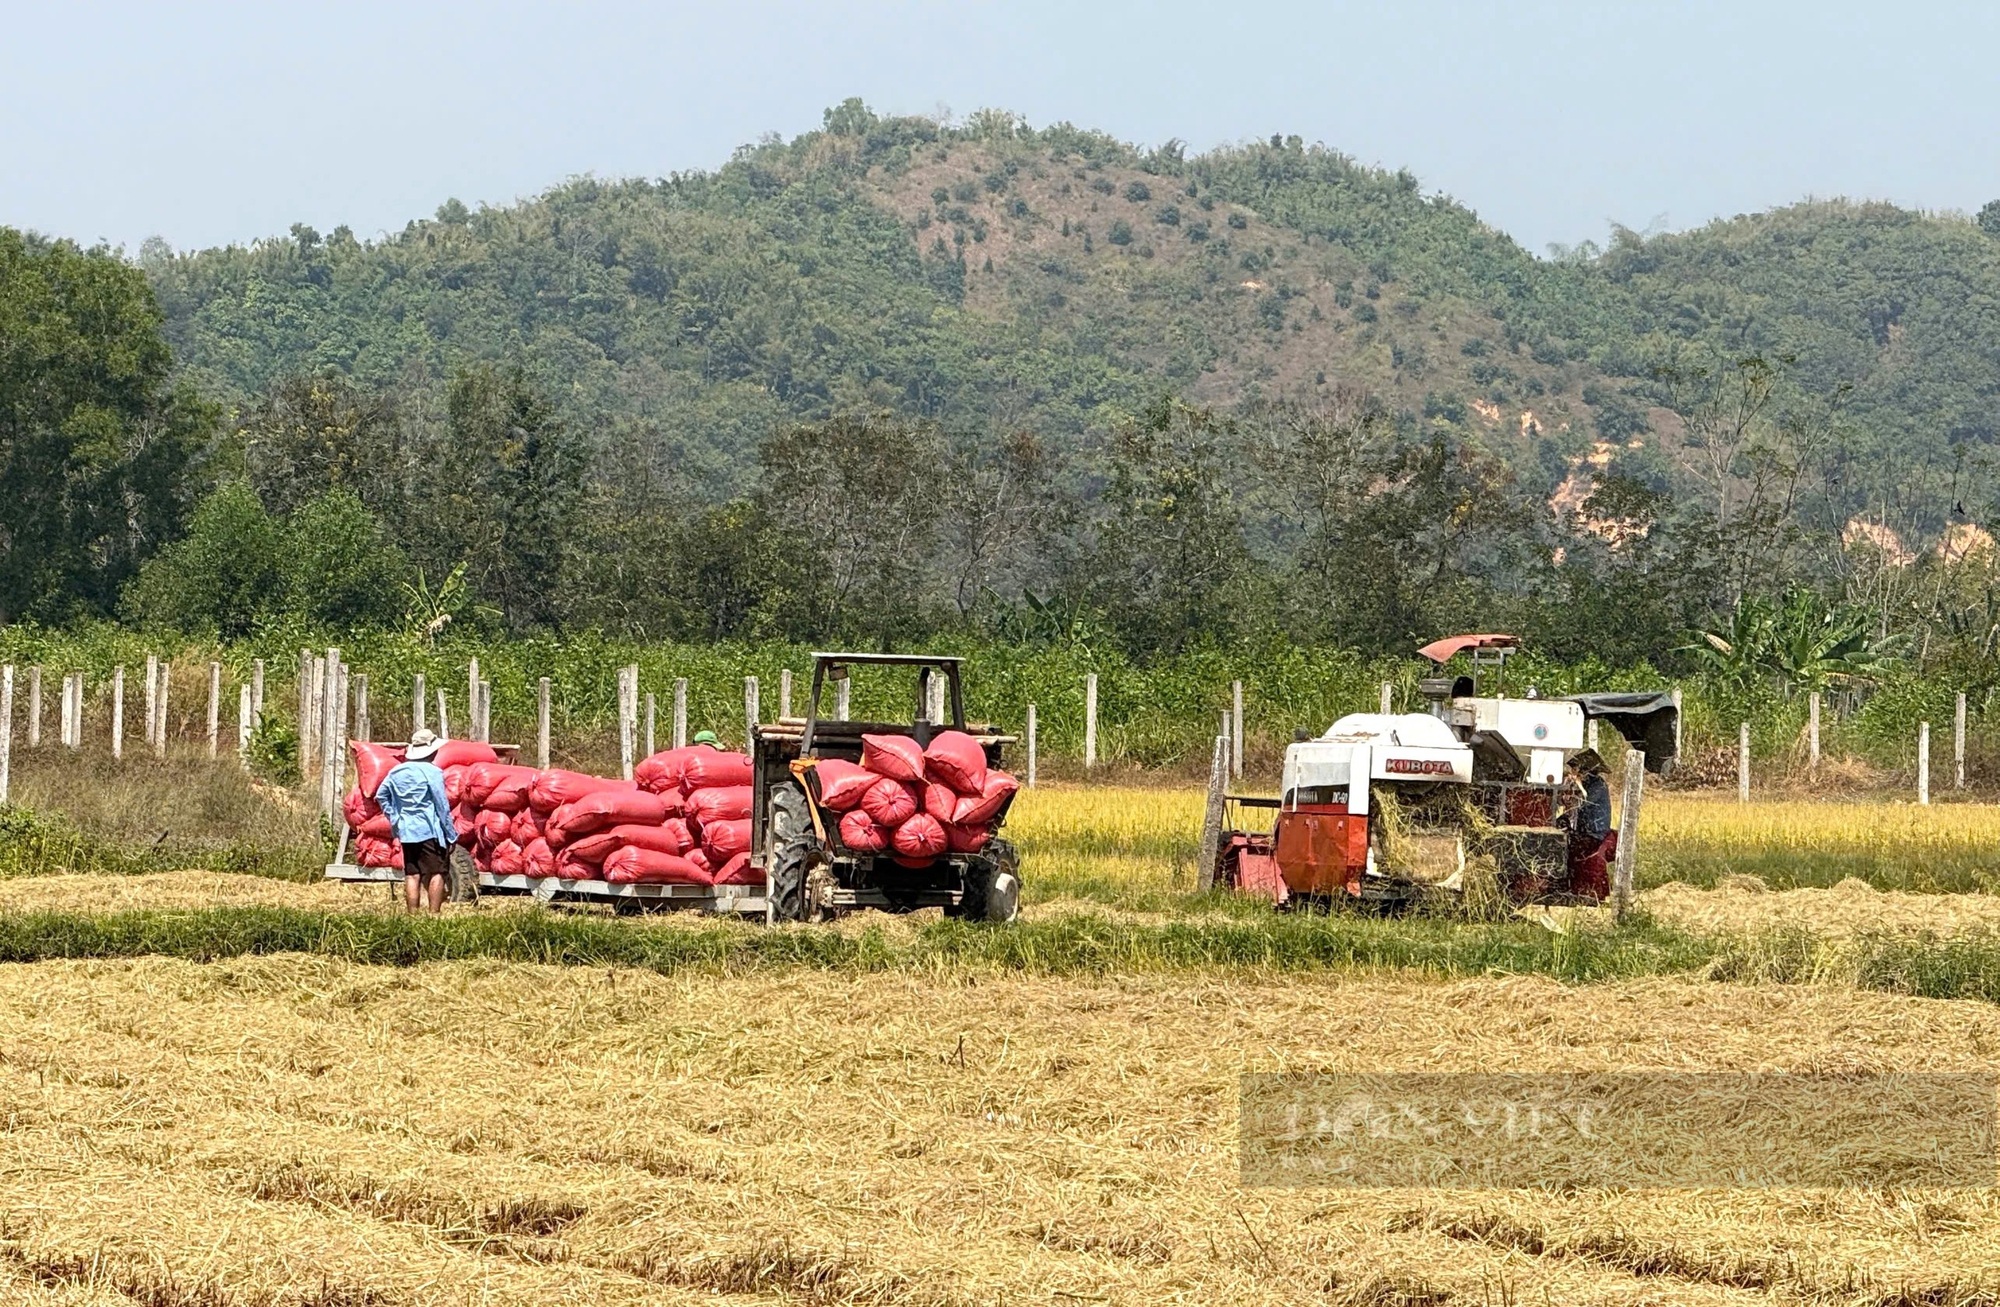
6,0 -> 1998,258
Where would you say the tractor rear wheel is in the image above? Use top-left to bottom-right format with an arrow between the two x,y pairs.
448,845 -> 479,904
952,836 -> 1021,923
768,782 -> 819,923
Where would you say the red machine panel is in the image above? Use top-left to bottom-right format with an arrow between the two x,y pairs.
1272,804 -> 1370,897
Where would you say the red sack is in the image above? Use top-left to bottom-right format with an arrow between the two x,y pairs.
356,836 -> 404,869
686,785 -> 753,825
435,740 -> 499,770
924,730 -> 988,796
712,852 -> 760,885
861,776 -> 920,828
508,809 -> 541,847
635,746 -> 702,795
603,846 -> 712,885
861,734 -> 925,783
543,805 -> 575,850
892,813 -> 948,860
563,830 -> 623,865
838,809 -> 888,852
702,817 -> 751,859
359,814 -> 393,841
681,749 -> 753,793
813,759 -> 877,811
523,837 -> 556,878
685,846 -> 712,875
891,854 -> 937,869
953,771 -> 1019,826
655,786 -> 686,819
443,767 -> 466,805
553,789 -> 669,841
945,822 -> 990,854
474,809 -> 512,849
554,848 -> 600,880
661,817 -> 696,857
489,840 -> 525,876
342,787 -> 381,831
452,805 -> 477,846
923,781 -> 961,823
458,762 -> 505,807
607,822 -> 693,857
531,769 -> 624,813
349,742 -> 405,799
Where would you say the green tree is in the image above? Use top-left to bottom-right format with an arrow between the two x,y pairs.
121,481 -> 283,637
0,229 -> 213,623
281,489 -> 409,628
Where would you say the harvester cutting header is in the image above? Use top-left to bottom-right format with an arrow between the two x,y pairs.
1210,634 -> 1677,907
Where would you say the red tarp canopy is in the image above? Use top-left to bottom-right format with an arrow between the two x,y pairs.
1416,633 -> 1520,664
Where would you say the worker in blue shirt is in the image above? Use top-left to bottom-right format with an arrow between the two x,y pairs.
1562,748 -> 1615,901
375,729 -> 457,912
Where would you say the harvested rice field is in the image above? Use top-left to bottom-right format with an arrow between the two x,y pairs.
4,956 -> 2000,1307
9,780 -> 2000,1304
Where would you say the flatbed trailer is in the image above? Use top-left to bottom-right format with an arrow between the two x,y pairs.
323,860 -> 767,914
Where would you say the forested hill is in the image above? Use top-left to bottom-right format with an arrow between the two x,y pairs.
142,106 -> 1613,494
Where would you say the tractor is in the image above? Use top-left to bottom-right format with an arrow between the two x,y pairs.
749,652 -> 1022,923
1210,634 -> 1678,907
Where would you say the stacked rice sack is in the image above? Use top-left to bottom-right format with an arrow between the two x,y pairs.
813,731 -> 1017,865
344,740 -> 761,887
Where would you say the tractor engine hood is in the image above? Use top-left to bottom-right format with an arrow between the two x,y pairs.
1282,712 -> 1473,804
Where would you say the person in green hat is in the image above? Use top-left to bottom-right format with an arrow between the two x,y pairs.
692,730 -> 721,748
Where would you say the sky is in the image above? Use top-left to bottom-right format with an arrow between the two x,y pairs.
6,0 -> 1999,259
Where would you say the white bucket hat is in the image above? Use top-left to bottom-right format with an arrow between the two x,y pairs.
406,728 -> 444,762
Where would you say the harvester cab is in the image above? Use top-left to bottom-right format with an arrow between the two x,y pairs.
1213,634 -> 1677,907
749,653 -> 1022,924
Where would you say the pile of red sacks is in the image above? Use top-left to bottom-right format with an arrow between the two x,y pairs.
812,731 -> 1017,865
344,741 -> 761,886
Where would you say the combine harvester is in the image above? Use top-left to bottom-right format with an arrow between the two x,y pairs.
327,653 -> 1022,923
1207,634 -> 1677,908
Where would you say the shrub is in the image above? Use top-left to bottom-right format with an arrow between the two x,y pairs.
1155,205 -> 1179,226
1226,211 -> 1247,229
1107,220 -> 1133,246
1124,181 -> 1151,203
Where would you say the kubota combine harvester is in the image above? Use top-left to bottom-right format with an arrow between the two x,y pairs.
1208,634 -> 1677,907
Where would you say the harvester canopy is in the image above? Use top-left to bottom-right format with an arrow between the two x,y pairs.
1564,691 -> 1679,774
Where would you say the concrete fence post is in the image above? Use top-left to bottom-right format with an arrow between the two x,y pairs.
238,685 -> 253,759
1737,722 -> 1750,803
1955,692 -> 1967,790
412,672 -> 426,737
1026,702 -> 1038,788
144,656 -> 158,751
1219,710 -> 1232,778
618,665 -> 637,781
155,663 -> 170,758
111,665 -> 124,761
1084,673 -> 1098,770
57,674 -> 71,750
353,674 -> 370,744
644,692 -> 656,757
536,677 -> 551,769
434,689 -> 448,741
1380,682 -> 1394,715
0,666 -> 11,803
1919,721 -> 1932,806
673,678 -> 689,746
1672,686 -> 1683,757
1196,734 -> 1228,892
744,675 -> 760,749
27,666 -> 42,749
321,649 -> 341,798
1586,718 -> 1599,753
834,677 -> 850,723
251,659 -> 265,726
467,659 -> 480,740
1808,691 -> 1821,775
1613,752 -> 1645,919
779,669 -> 793,720
207,661 -> 221,759
1232,680 -> 1244,779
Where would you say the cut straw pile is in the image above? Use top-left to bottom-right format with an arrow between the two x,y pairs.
2,957 -> 1999,1305
1643,878 -> 2000,940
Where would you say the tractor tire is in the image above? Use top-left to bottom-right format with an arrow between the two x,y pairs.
767,782 -> 819,923
448,845 -> 479,904
952,836 -> 1021,923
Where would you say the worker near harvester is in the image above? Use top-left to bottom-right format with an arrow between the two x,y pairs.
376,728 -> 456,913
1562,749 -> 1614,901
692,729 -> 721,749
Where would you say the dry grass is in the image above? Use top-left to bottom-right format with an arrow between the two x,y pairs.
1644,879 -> 2000,941
0,958 -> 1997,1305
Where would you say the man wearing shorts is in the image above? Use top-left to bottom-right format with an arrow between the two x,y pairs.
376,728 -> 457,912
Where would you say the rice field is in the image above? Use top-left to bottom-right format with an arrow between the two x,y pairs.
6,777 -> 2000,1302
